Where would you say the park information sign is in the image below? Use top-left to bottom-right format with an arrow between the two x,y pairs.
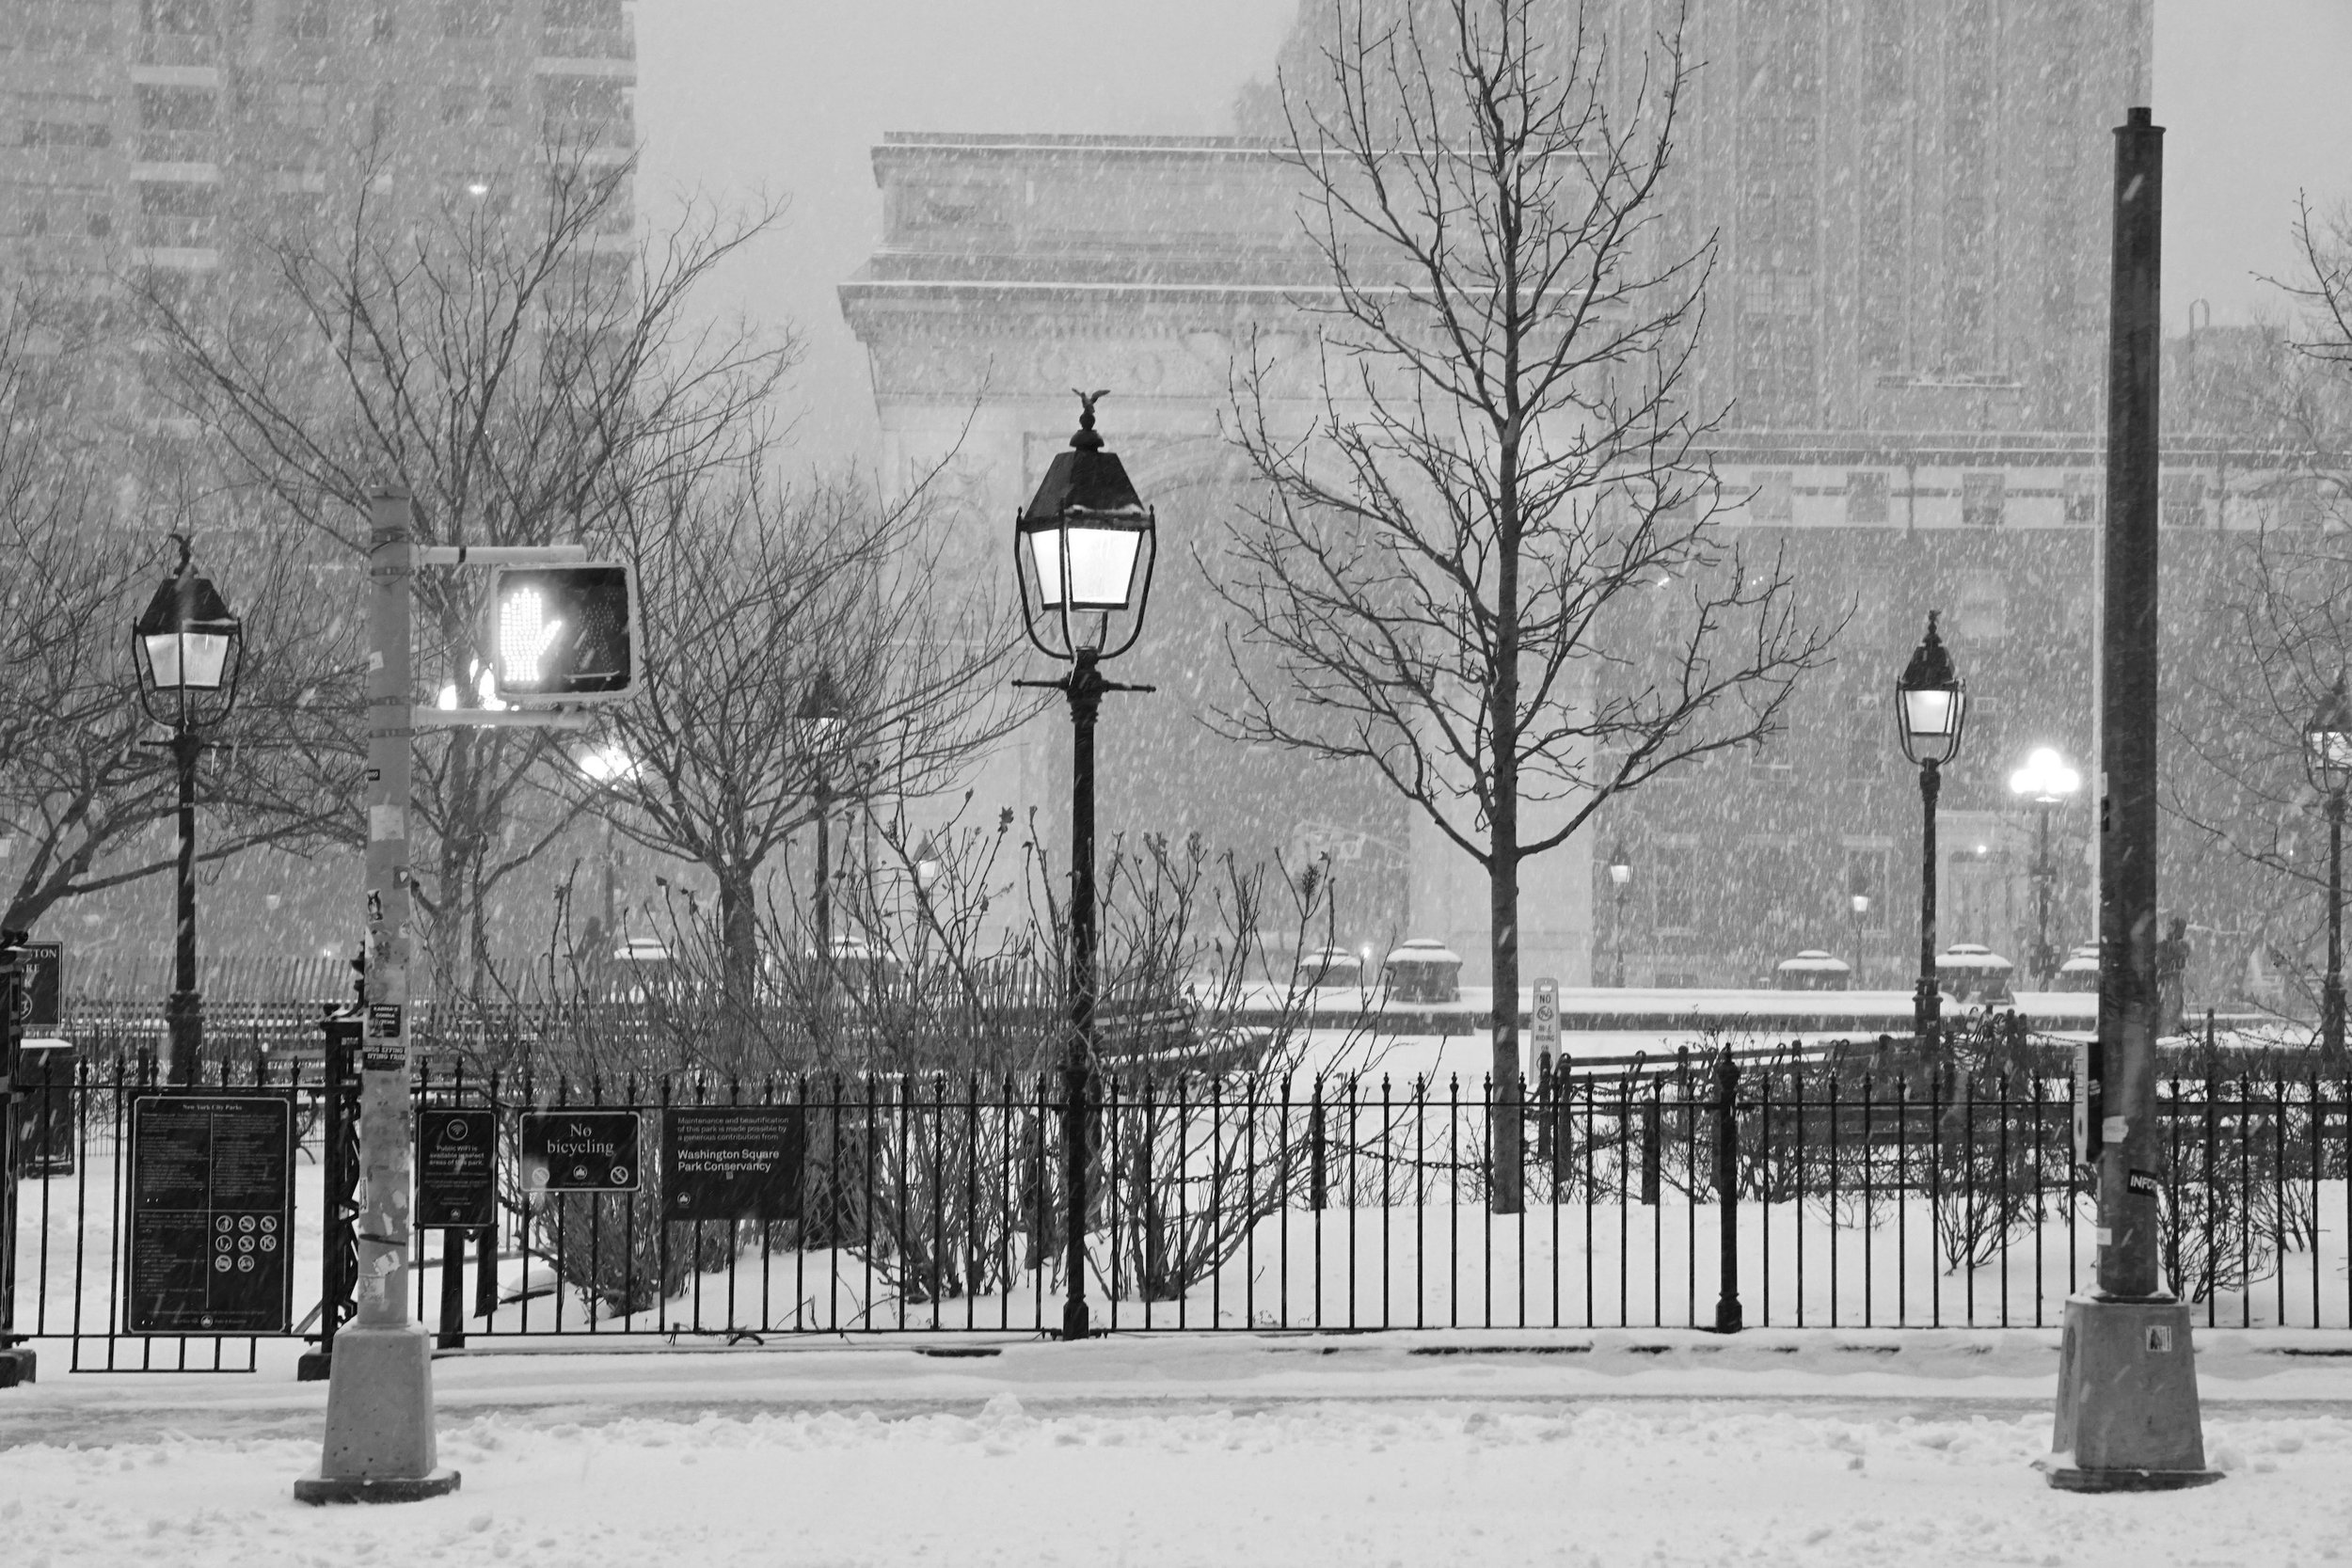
520,1109 -> 642,1194
661,1105 -> 806,1222
124,1093 -> 294,1334
14,940 -> 60,1028
417,1107 -> 498,1228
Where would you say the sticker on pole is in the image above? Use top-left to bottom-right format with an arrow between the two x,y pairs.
661,1104 -> 806,1222
520,1110 -> 642,1194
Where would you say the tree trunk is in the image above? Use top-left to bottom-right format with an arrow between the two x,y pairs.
716,862 -> 759,1006
1490,426 -> 1525,1216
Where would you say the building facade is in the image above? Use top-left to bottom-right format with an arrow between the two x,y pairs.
837,3 -> 2230,998
2,0 -> 636,309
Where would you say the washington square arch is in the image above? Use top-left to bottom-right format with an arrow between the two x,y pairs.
840,1 -> 2301,1004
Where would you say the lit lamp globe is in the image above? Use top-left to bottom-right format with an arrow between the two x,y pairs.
1607,845 -> 1632,889
2010,747 -> 2082,806
133,544 -> 244,722
1895,612 -> 1965,767
1014,395 -> 1157,661
2308,673 -> 2352,794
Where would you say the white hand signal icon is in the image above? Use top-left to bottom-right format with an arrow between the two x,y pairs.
499,587 -> 565,688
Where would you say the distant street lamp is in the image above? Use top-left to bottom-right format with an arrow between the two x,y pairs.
911,834 -> 944,957
1606,843 -> 1632,987
132,535 -> 243,1086
579,746 -> 636,949
1850,888 -> 1871,987
2009,746 -> 2083,988
2307,673 -> 2352,1054
1012,391 -> 1157,1342
795,670 -> 849,962
1896,612 -> 1966,1047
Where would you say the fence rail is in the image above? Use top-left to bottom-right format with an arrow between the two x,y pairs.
10,1041 -> 2352,1366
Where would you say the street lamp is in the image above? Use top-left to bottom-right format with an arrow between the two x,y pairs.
578,745 -> 635,952
1896,611 -> 1965,1047
1850,888 -> 1871,987
1606,842 -> 1632,987
2307,673 -> 2352,1054
2009,746 -> 2082,988
1012,390 -> 1157,1342
795,670 -> 849,963
131,534 -> 244,1086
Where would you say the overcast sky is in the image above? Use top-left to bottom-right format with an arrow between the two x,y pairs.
634,0 -> 2352,463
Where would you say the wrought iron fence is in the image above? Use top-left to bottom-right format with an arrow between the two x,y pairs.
9,1041 -> 2352,1369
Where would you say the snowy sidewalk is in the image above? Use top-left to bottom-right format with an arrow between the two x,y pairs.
5,1333 -> 2351,1566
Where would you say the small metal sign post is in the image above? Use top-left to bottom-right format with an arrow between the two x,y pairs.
520,1111 -> 642,1194
1528,977 -> 1561,1086
661,1105 -> 805,1222
124,1092 -> 294,1334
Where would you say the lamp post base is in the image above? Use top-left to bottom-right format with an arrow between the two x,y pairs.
2044,1294 -> 2218,1492
294,1468 -> 461,1506
299,1324 -> 449,1501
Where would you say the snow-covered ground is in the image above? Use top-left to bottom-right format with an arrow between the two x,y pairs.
4,1333 -> 2351,1566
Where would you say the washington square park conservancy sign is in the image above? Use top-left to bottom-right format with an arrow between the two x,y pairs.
520,1109 -> 643,1194
660,1104 -> 806,1222
124,1092 -> 295,1334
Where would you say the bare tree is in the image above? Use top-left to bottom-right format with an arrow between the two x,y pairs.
573,450 -> 1026,1009
2167,197 -> 2352,1014
150,146 -> 792,996
0,282 -> 358,938
1215,0 -> 1833,1210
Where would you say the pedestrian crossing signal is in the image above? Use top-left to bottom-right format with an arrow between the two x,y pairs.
488,563 -> 639,703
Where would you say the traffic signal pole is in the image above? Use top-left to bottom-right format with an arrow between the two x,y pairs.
2043,107 -> 2217,1494
298,491 -> 458,1502
297,506 -> 615,1499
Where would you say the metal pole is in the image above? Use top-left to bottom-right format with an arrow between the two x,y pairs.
166,725 -> 203,1085
2034,801 -> 2056,985
2046,104 -> 2214,1491
1612,887 -> 1627,988
2094,109 -> 2166,1306
1062,651 -> 1104,1341
1915,761 -> 1942,1045
2328,792 -> 2345,1055
0,942 -> 28,1386
298,488 -> 456,1501
814,780 -> 832,960
1711,1053 -> 1741,1332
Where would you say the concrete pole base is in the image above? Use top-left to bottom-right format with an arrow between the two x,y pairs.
0,1345 -> 36,1386
2043,1293 -> 2221,1492
294,1468 -> 461,1505
301,1324 -> 446,1498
